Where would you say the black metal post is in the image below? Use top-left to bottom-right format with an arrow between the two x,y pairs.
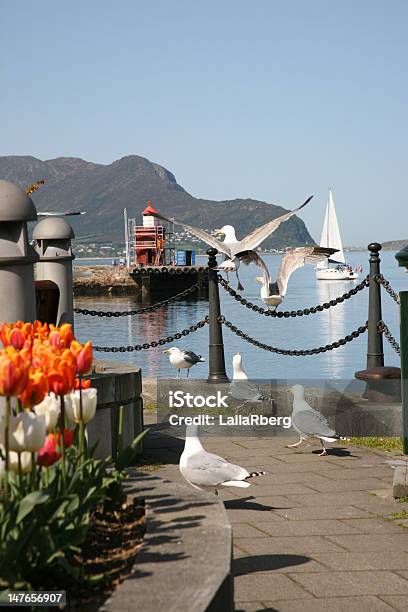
206,248 -> 229,383
367,242 -> 384,368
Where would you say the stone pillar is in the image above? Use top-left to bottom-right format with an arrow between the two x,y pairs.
33,217 -> 75,327
396,245 -> 408,454
0,180 -> 38,323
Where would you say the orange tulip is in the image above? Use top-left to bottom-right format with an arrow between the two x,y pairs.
0,324 -> 25,350
56,428 -> 74,449
49,324 -> 74,350
0,348 -> 29,396
18,368 -> 48,408
48,350 -> 76,396
74,378 -> 92,390
70,341 -> 93,376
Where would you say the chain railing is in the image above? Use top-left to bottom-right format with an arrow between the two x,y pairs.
74,279 -> 208,317
217,274 -> 369,317
375,274 -> 401,305
93,317 -> 209,352
377,320 -> 401,354
219,315 -> 368,355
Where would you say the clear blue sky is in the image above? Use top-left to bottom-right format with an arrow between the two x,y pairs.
1,0 -> 406,244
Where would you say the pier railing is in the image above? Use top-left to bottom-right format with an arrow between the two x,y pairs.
75,243 -> 401,378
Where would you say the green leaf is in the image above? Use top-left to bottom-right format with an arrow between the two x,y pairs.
16,492 -> 49,524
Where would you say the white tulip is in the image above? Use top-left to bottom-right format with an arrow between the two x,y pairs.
4,411 -> 46,453
34,393 -> 61,432
65,388 -> 97,424
8,450 -> 32,474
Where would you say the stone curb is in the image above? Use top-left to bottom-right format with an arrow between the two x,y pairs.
393,464 -> 408,498
101,470 -> 234,612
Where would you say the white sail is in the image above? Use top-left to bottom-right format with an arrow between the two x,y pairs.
317,189 -> 345,266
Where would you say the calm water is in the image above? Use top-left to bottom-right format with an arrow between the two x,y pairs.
74,251 -> 406,380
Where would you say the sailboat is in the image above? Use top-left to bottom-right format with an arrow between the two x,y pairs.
315,190 -> 359,281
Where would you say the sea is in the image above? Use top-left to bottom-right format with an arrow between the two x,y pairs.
74,251 -> 406,380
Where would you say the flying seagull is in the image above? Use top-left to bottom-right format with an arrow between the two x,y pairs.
179,423 -> 266,495
287,384 -> 347,456
151,196 -> 313,289
256,246 -> 338,310
229,352 -> 272,406
163,347 -> 205,378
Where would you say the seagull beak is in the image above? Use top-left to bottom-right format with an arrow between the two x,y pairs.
163,349 -> 170,354
214,229 -> 223,236
255,276 -> 263,284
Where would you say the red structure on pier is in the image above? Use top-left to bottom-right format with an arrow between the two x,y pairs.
129,201 -> 174,266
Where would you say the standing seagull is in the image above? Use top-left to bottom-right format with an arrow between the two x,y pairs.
180,423 -> 266,495
151,196 -> 313,289
256,246 -> 338,310
287,384 -> 347,456
229,352 -> 271,405
163,347 -> 205,378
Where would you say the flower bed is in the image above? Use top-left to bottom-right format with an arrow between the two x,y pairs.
0,320 -> 147,593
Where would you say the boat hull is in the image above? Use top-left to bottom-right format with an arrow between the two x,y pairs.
316,268 -> 358,281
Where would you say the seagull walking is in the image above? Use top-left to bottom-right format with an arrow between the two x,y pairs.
256,246 -> 338,310
229,352 -> 271,406
287,384 -> 347,456
179,423 -> 266,495
151,196 -> 313,289
163,347 -> 205,378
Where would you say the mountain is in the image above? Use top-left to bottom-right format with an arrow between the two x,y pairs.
0,155 -> 315,249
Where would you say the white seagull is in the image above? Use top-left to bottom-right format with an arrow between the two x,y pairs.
229,352 -> 271,405
179,423 -> 266,495
287,384 -> 347,456
256,246 -> 338,310
151,196 -> 313,289
163,347 -> 205,378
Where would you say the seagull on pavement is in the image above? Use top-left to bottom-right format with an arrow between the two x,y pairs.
229,352 -> 272,406
163,347 -> 205,378
287,384 -> 347,456
151,196 -> 313,289
179,423 -> 266,495
256,246 -> 338,310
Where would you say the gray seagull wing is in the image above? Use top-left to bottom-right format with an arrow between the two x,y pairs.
182,451 -> 250,486
292,409 -> 336,438
232,195 -> 313,255
230,380 -> 262,401
150,211 -> 231,257
182,350 -> 201,365
277,247 -> 338,296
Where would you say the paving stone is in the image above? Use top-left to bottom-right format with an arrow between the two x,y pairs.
312,552 -> 408,571
225,508 -> 296,524
232,523 -> 276,538
285,491 -> 399,510
325,534 -> 408,552
380,595 -> 408,611
235,573 -> 313,601
246,483 -> 319,496
234,535 -> 346,555
264,596 -> 395,611
289,570 -> 408,597
340,518 -> 407,534
274,506 -> 377,521
300,478 -> 390,493
234,603 -> 267,612
256,519 -> 363,536
323,467 -> 394,480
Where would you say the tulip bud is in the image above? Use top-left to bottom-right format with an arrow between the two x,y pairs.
37,433 -> 60,467
65,388 -> 97,424
34,393 -> 61,432
2,411 -> 46,453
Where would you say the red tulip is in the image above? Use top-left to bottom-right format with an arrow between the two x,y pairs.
37,433 -> 60,467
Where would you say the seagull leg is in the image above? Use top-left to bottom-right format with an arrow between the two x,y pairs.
319,439 -> 327,456
176,369 -> 180,380
186,368 -> 190,379
286,437 -> 304,449
226,271 -> 230,285
236,270 -> 244,291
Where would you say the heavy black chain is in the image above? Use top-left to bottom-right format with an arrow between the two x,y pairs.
217,274 -> 369,317
74,279 -> 208,317
377,320 -> 401,354
375,274 -> 401,305
219,315 -> 368,355
93,317 -> 209,352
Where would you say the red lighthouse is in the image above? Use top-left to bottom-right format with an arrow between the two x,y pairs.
132,201 -> 168,266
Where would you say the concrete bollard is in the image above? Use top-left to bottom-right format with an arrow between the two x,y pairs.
0,180 -> 38,323
395,245 -> 408,455
33,217 -> 75,327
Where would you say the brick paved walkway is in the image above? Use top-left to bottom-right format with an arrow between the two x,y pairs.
143,416 -> 408,612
